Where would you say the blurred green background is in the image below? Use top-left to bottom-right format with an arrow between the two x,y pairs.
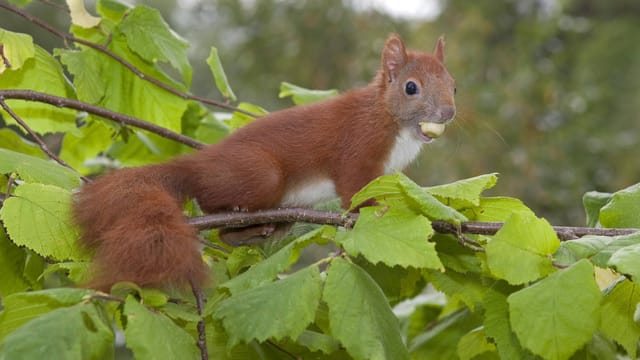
3,0 -> 639,226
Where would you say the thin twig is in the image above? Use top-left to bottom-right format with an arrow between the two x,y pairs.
0,2 -> 256,117
190,280 -> 208,360
0,90 -> 205,149
440,221 -> 640,240
199,239 -> 231,254
453,223 -> 485,252
188,208 -> 640,242
88,293 -> 125,303
0,97 -> 91,183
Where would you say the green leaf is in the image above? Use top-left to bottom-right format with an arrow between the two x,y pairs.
582,191 -> 613,227
0,28 -> 35,73
486,212 -> 559,284
0,128 -> 43,158
225,247 -> 264,277
0,183 -> 85,261
0,288 -> 93,341
42,261 -> 91,284
508,259 -> 601,360
279,81 -> 338,105
0,228 -> 30,296
58,119 -> 114,174
140,288 -> 169,307
214,266 -> 322,347
426,173 -> 498,207
483,286 -> 527,359
349,173 -> 467,223
296,330 -> 341,354
338,206 -> 443,270
574,333 -> 618,360
349,174 -> 405,211
397,172 -> 467,223
558,232 -> 640,269
207,47 -> 237,101
323,258 -> 408,360
599,278 -> 640,358
220,226 -> 332,295
427,269 -> 488,311
107,130 -> 188,167
225,102 -> 267,131
0,46 -> 77,134
354,258 -> 424,303
463,196 -> 534,222
119,5 -> 192,86
555,235 -> 611,266
123,296 -> 199,360
96,0 -> 130,23
18,252 -> 44,290
193,112 -> 229,144
608,243 -> 640,282
409,309 -> 482,359
0,303 -> 114,360
205,321 -> 265,359
457,327 -> 496,360
600,182 -> 640,228
432,234 -> 482,274
0,148 -> 81,189
159,302 -> 201,323
56,48 -> 105,104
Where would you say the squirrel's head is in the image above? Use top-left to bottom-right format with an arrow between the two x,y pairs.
380,34 -> 456,142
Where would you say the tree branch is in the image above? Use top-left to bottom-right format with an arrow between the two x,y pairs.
188,208 -> 640,241
188,208 -> 357,231
190,280 -> 208,360
0,90 -> 205,149
0,2 -> 256,116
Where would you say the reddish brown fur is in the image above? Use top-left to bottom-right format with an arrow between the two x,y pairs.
73,34 -> 456,290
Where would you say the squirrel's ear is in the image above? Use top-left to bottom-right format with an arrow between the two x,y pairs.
382,34 -> 407,83
434,35 -> 445,63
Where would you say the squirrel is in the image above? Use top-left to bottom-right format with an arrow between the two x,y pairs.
72,34 -> 456,291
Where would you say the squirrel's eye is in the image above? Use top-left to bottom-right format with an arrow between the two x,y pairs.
454,87 -> 457,95
405,81 -> 418,95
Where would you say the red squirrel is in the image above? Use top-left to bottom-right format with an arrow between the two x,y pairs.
73,34 -> 456,290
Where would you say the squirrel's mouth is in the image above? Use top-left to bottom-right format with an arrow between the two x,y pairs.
417,121 -> 446,142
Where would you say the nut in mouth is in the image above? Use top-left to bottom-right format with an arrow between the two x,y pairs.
418,121 -> 446,142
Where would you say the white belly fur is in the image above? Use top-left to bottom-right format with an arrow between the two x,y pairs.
281,178 -> 337,206
384,127 -> 424,173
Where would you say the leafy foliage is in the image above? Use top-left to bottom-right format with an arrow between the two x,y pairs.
1,2 -> 639,359
122,296 -> 200,359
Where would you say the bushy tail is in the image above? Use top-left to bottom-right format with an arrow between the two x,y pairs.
73,163 -> 207,291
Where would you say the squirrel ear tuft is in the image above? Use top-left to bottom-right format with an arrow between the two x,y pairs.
382,34 -> 408,83
434,35 -> 445,63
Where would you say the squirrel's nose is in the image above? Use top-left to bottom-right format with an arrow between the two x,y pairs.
437,105 -> 456,122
